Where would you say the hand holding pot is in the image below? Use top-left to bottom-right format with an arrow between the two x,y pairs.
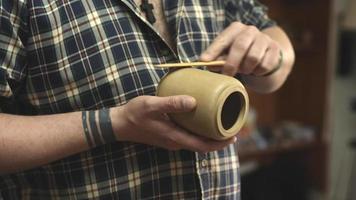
110,95 -> 236,152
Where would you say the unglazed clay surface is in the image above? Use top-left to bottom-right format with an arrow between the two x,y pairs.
157,68 -> 249,140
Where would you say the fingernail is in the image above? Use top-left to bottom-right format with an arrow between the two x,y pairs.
233,137 -> 237,143
183,97 -> 196,110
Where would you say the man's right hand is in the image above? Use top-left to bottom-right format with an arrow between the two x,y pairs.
111,95 -> 236,153
0,95 -> 236,174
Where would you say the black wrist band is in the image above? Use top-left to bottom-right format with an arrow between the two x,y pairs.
82,109 -> 116,147
261,50 -> 283,77
99,109 -> 116,143
82,111 -> 93,147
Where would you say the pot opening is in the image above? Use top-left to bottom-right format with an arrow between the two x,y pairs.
221,92 -> 244,130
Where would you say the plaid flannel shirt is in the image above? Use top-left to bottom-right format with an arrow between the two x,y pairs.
0,0 -> 275,199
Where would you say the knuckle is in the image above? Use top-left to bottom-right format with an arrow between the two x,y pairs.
262,34 -> 271,42
247,26 -> 259,34
233,40 -> 249,51
231,21 -> 242,28
167,96 -> 181,111
141,97 -> 155,112
269,41 -> 280,50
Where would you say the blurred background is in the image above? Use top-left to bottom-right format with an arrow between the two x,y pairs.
238,0 -> 356,199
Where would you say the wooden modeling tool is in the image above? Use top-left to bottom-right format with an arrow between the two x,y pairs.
155,61 -> 226,68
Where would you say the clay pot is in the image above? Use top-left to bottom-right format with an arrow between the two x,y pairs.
157,68 -> 249,140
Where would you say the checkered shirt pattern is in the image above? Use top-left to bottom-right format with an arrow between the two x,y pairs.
0,0 -> 275,199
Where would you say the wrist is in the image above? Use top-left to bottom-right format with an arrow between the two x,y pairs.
109,106 -> 129,142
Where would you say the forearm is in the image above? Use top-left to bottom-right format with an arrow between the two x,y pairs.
0,112 -> 88,174
241,26 -> 295,93
0,95 -> 238,175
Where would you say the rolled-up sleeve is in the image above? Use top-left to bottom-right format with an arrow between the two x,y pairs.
0,1 -> 28,98
225,0 -> 276,30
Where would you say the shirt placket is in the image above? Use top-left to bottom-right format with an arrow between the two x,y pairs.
196,152 -> 212,199
121,0 -> 212,198
120,0 -> 179,60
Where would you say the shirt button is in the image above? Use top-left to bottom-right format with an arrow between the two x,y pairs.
201,159 -> 208,168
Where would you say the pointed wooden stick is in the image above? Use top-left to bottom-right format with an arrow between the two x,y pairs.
155,61 -> 226,68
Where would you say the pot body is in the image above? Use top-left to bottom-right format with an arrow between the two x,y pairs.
157,68 -> 249,140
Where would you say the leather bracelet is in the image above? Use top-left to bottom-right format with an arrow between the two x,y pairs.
260,51 -> 283,77
82,109 -> 116,147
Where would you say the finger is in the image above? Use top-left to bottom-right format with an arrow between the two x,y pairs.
207,66 -> 222,72
183,135 -> 237,153
207,55 -> 226,72
148,112 -> 236,152
149,95 -> 197,114
253,42 -> 280,76
200,22 -> 244,61
224,26 -> 259,76
239,34 -> 269,74
170,126 -> 237,153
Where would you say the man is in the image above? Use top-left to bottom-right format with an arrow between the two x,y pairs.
0,0 -> 294,199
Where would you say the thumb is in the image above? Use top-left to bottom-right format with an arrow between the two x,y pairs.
154,95 -> 196,113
